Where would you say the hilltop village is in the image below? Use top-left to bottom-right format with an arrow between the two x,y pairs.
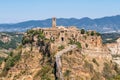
0,18 -> 120,80
26,17 -> 103,51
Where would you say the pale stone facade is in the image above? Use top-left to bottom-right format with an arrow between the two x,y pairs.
32,17 -> 103,50
107,38 -> 120,55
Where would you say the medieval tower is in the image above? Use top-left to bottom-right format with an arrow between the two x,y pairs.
52,17 -> 56,28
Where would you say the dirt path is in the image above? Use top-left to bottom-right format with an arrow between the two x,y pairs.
55,45 -> 77,80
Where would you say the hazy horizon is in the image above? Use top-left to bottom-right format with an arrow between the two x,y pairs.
0,15 -> 120,24
0,0 -> 120,23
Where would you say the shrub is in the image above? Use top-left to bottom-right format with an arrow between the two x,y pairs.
92,58 -> 99,66
0,57 -> 5,64
34,65 -> 52,80
50,37 -> 55,43
58,45 -> 65,50
83,60 -> 94,73
75,42 -> 82,49
85,43 -> 88,48
23,29 -> 45,45
38,32 -> 45,39
27,29 -> 34,34
91,31 -> 94,36
68,39 -> 82,49
81,29 -> 85,34
64,70 -> 71,77
64,70 -> 71,79
9,51 -> 13,57
112,54 -> 120,58
96,32 -> 101,36
102,62 -> 113,79
68,39 -> 75,44
3,52 -> 21,72
22,37 -> 30,45
86,31 -> 89,36
114,75 -> 120,80
113,63 -> 120,74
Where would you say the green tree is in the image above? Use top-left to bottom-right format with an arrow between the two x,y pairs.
81,29 -> 85,34
96,32 -> 101,36
91,31 -> 94,36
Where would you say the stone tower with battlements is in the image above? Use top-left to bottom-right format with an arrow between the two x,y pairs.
52,17 -> 56,28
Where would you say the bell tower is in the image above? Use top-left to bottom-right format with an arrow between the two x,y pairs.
52,17 -> 56,28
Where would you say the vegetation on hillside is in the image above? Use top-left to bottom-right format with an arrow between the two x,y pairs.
0,32 -> 23,49
22,29 -> 45,45
24,29 -> 55,80
0,50 -> 22,77
1,29 -> 120,80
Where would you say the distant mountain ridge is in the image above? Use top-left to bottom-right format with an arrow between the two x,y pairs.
0,15 -> 120,33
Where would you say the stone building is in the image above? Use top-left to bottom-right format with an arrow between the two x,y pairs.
41,18 -> 81,46
32,17 -> 103,51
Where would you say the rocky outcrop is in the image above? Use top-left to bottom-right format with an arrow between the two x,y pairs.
60,47 -> 117,80
106,38 -> 120,65
106,38 -> 120,55
1,28 -> 120,80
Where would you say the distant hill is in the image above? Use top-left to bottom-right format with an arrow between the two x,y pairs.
0,32 -> 23,49
0,15 -> 120,33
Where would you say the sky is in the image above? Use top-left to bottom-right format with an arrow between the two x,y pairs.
0,0 -> 120,23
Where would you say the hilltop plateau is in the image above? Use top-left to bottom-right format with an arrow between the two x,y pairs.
0,18 -> 120,80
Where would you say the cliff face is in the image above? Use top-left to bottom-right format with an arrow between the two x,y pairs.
0,42 -> 55,80
60,45 -> 115,80
0,29 -> 120,80
106,38 -> 120,65
106,38 -> 120,55
0,30 -> 56,80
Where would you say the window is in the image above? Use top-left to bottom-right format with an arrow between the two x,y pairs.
61,37 -> 64,41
